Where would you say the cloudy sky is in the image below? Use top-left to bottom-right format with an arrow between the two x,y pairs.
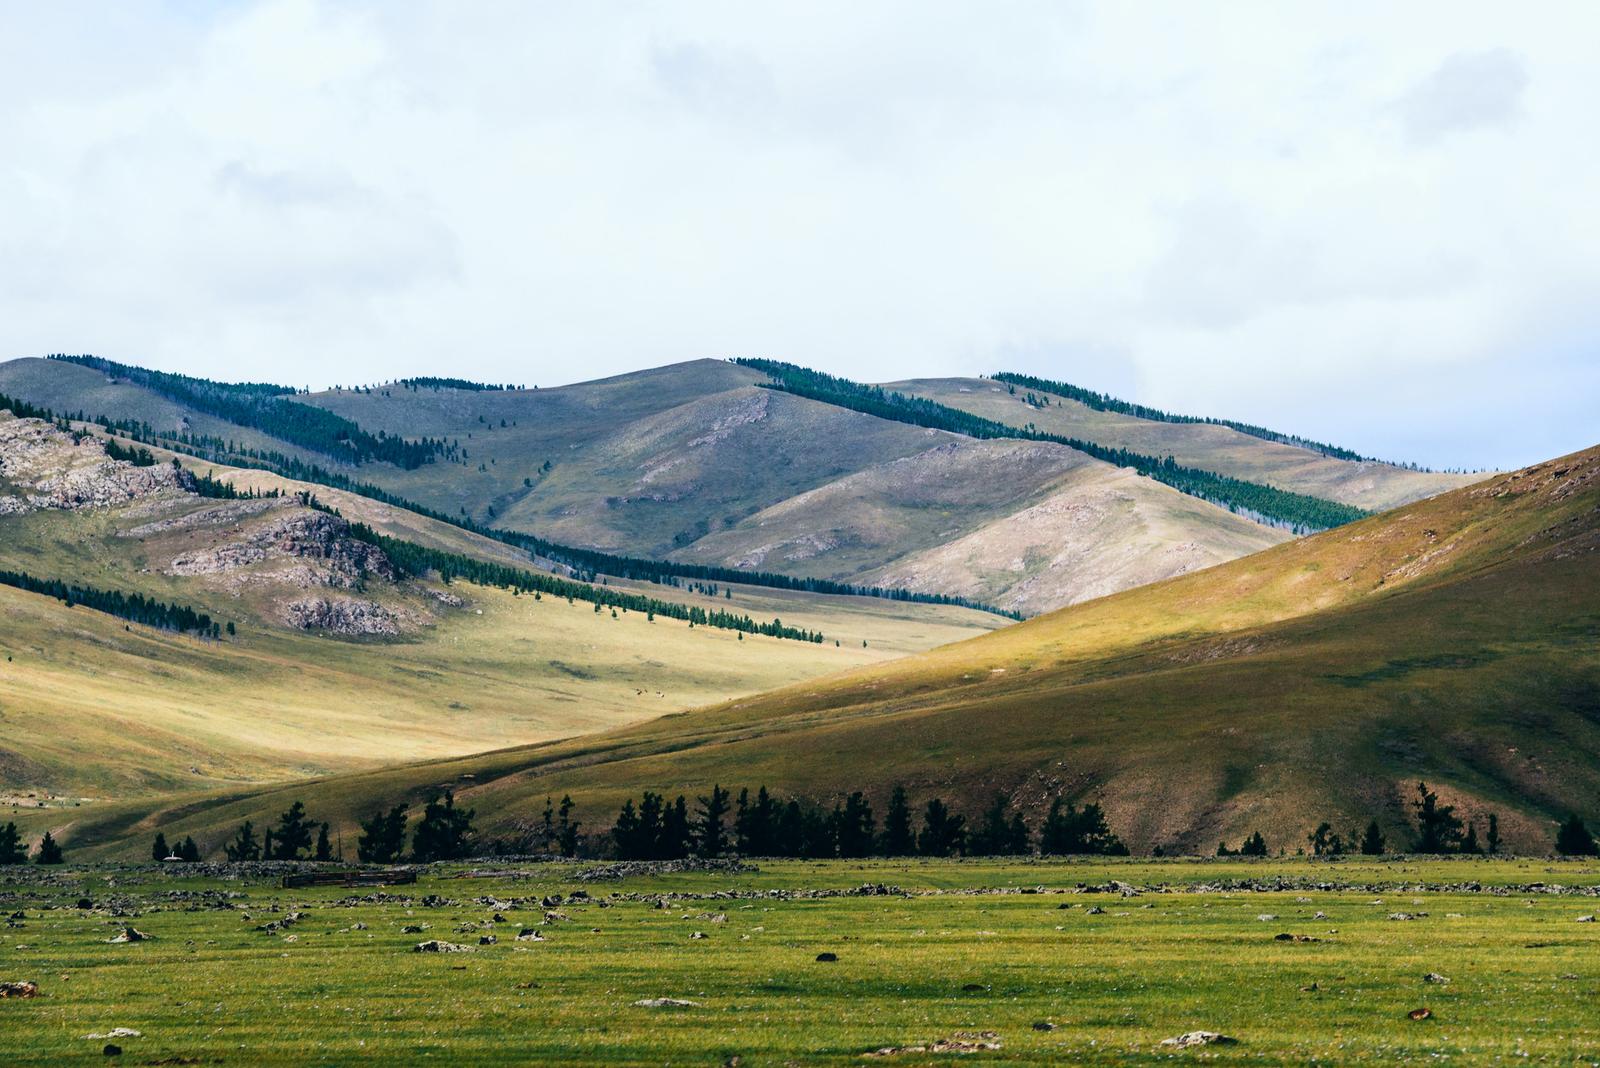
3,2 -> 1596,469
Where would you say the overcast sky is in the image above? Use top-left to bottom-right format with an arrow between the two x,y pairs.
3,2 -> 1596,469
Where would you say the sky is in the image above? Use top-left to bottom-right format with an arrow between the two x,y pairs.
2,2 -> 1597,470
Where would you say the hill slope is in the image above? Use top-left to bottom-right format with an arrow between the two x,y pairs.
67,445 -> 1596,858
0,414 -> 1004,806
0,356 -> 1308,613
895,375 -> 1478,511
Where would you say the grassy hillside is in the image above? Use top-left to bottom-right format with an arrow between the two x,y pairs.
62,445 -> 1597,858
896,376 -> 1478,511
0,416 -> 1004,809
0,356 -> 1298,614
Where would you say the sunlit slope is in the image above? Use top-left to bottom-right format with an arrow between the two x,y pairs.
893,376 -> 1479,511
67,447 -> 1596,857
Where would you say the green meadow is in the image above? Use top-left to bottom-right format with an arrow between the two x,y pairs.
3,857 -> 1599,1065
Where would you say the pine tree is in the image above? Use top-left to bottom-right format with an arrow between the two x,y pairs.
1555,815 -> 1598,856
1359,820 -> 1386,855
412,792 -> 476,862
314,823 -> 334,862
1239,832 -> 1269,857
695,785 -> 731,858
0,823 -> 27,864
556,795 -> 580,857
835,792 -> 876,858
775,800 -> 807,857
224,821 -> 261,862
1461,822 -> 1481,855
1411,782 -> 1464,854
35,830 -> 64,865
178,836 -> 201,862
269,801 -> 315,860
151,832 -> 171,862
662,796 -> 692,858
1486,813 -> 1501,855
1038,799 -> 1126,855
969,793 -> 1017,856
917,799 -> 966,857
357,805 -> 409,863
880,785 -> 916,856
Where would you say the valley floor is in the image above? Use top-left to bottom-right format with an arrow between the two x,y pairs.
3,857 -> 1598,1064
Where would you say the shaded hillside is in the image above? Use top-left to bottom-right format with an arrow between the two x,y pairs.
70,446 -> 1599,858
896,376 -> 1478,511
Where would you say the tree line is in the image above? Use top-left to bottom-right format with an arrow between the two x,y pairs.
989,371 -> 1379,464
0,824 -> 63,865
340,520 -> 828,642
47,355 -> 454,470
397,377 -> 522,392
107,779 -> 1600,866
0,567 -> 225,639
733,358 -> 1370,533
610,786 -> 1129,859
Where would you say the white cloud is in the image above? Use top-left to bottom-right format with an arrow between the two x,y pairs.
0,0 -> 1595,469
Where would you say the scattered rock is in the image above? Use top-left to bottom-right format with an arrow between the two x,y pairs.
1085,906 -> 1105,915
103,1045 -> 121,1057
1031,1021 -> 1056,1032
1577,915 -> 1595,923
0,981 -> 39,998
960,983 -> 988,992
1422,973 -> 1450,984
689,931 -> 707,940
1408,1008 -> 1433,1021
1388,912 -> 1424,921
815,952 -> 838,962
865,1031 -> 1003,1057
478,935 -> 497,946
633,998 -> 699,1008
108,927 -> 152,944
1161,1031 -> 1237,1049
85,1029 -> 143,1040
401,925 -> 426,934
1274,933 -> 1319,943
1256,914 -> 1278,922
412,940 -> 474,954
515,928 -> 545,942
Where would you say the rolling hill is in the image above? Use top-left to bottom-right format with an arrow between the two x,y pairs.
0,354 -> 1456,614
0,413 -> 1004,808
57,443 -> 1594,859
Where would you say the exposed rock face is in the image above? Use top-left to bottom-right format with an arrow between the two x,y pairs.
0,417 -> 186,514
166,506 -> 396,589
282,596 -> 400,636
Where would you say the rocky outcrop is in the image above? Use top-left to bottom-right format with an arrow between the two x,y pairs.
0,417 -> 186,515
166,507 -> 395,589
282,596 -> 400,636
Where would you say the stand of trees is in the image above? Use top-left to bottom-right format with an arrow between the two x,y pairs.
48,354 -> 454,469
0,568 -> 223,639
398,377 -> 520,392
734,359 -> 1369,533
990,371 -> 1377,464
344,522 -> 827,642
609,786 -> 1128,860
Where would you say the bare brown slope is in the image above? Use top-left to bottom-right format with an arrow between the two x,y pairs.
893,376 -> 1479,511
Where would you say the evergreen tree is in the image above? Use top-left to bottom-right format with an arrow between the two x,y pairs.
1486,813 -> 1501,855
1461,821 -> 1481,855
1359,820 -> 1386,855
735,787 -> 778,856
1038,800 -> 1127,855
1555,815 -> 1598,856
1006,812 -> 1032,855
611,799 -> 642,859
269,801 -> 315,860
834,792 -> 876,858
695,785 -> 731,858
917,799 -> 966,857
35,830 -> 64,865
314,823 -> 334,862
0,823 -> 27,864
224,821 -> 261,862
775,800 -> 807,858
662,796 -> 692,858
539,797 -> 556,852
152,832 -> 171,862
969,793 -> 1024,855
555,795 -> 580,858
177,836 -> 201,862
880,785 -> 916,856
1237,831 -> 1269,857
1411,782 -> 1464,854
412,792 -> 476,862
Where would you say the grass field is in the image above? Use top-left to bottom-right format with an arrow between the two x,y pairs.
3,857 -> 1599,1064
